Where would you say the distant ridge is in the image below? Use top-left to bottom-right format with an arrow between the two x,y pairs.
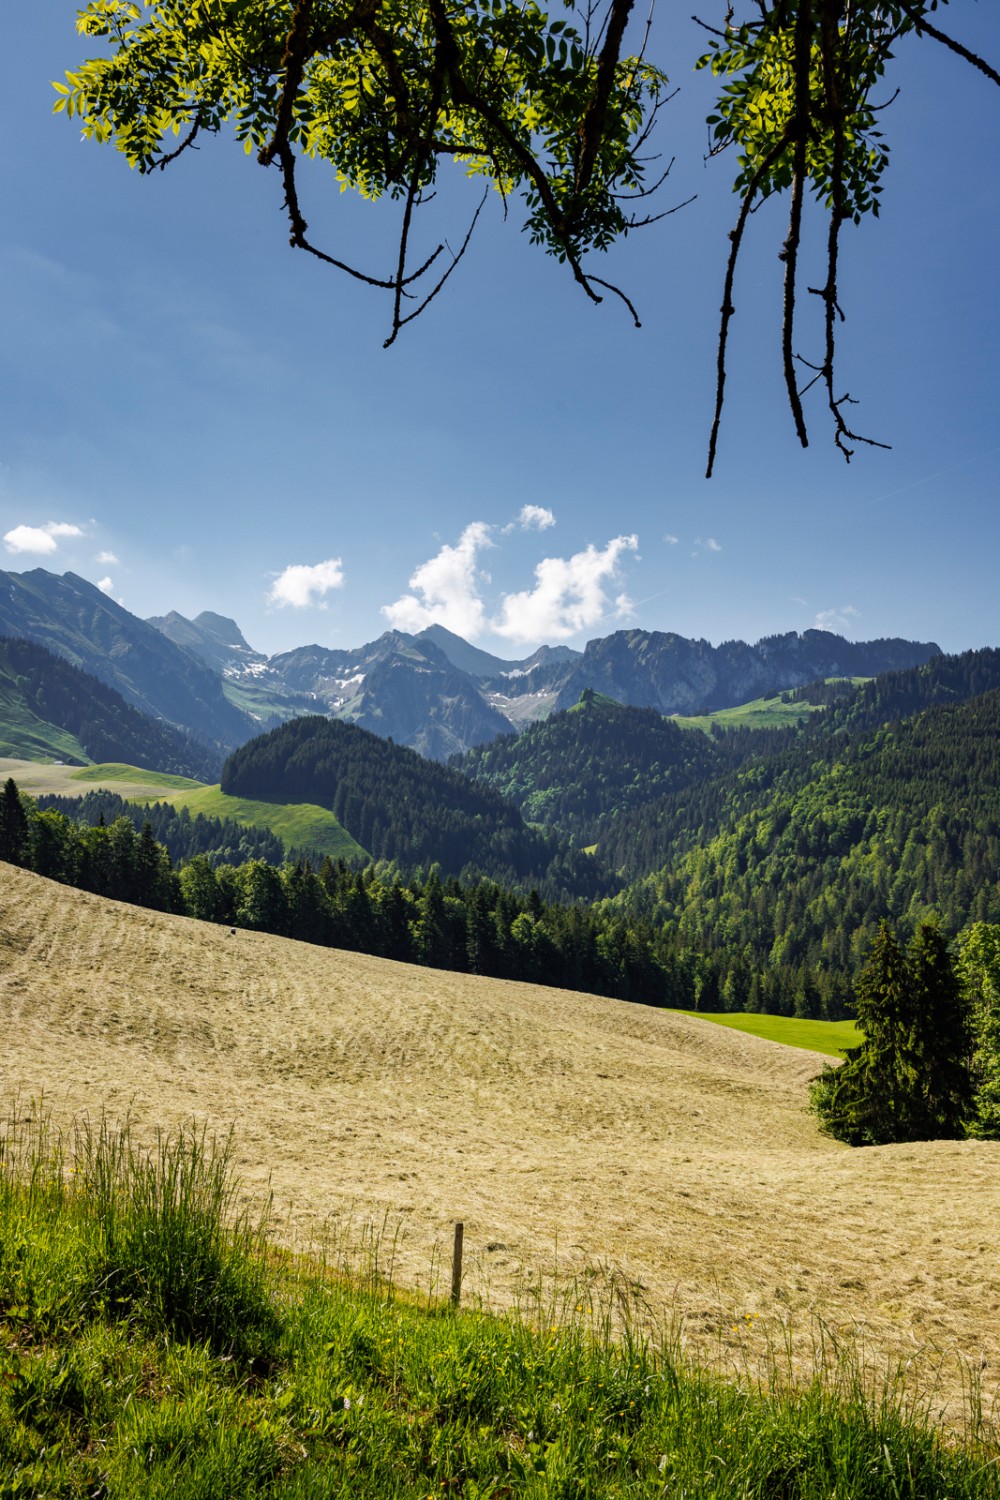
0,567 -> 947,762
0,569 -> 253,752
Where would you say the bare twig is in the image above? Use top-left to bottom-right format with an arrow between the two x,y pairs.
154,116 -> 203,171
706,130 -> 792,478
896,1 -> 1000,88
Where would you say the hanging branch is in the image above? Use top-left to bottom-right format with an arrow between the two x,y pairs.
276,140 -> 443,288
796,0 -> 889,460
426,0 -> 605,307
778,0 -> 814,451
706,130 -> 793,478
895,1 -> 1000,89
154,116 -> 204,171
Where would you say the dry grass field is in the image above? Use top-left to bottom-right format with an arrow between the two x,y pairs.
3,863 -> 998,1423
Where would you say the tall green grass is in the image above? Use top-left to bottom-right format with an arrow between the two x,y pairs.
1,1105 -> 997,1498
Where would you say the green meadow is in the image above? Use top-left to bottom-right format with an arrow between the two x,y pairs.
0,759 -> 365,863
680,1011 -> 860,1058
71,766 -> 366,860
1,1109 -> 996,1500
0,689 -> 90,765
142,784 -> 366,862
673,696 -> 821,734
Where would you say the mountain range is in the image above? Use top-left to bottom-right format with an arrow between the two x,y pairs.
0,566 -> 943,764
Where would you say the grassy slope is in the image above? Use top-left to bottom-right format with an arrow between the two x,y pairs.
3,864 -> 999,1434
681,1011 -> 860,1058
3,1111 -> 995,1499
673,678 -> 871,735
673,695 -> 821,733
0,682 -> 92,765
0,758 -> 366,861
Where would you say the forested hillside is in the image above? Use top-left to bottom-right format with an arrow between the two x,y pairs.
618,688 -> 1000,1016
221,716 -> 613,899
0,637 -> 219,779
456,691 -> 722,842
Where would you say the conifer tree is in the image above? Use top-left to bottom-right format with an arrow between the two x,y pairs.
811,920 -> 972,1146
957,923 -> 1000,1140
906,920 -> 973,1140
0,778 -> 29,866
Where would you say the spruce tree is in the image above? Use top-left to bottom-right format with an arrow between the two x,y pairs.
0,778 -> 29,866
958,923 -> 1000,1140
811,920 -> 973,1146
906,920 -> 973,1140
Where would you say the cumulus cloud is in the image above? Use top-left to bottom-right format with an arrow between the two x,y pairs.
268,558 -> 345,609
501,504 -> 556,536
95,550 -> 119,565
663,533 -> 679,546
517,504 -> 555,531
705,537 -> 722,553
492,534 -> 639,644
96,576 -> 114,595
3,520 -> 85,555
814,604 -> 860,634
382,522 -> 492,637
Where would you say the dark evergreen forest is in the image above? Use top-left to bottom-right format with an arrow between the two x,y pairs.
221,715 -> 614,901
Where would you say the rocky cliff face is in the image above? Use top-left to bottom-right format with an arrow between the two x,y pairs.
550,629 -> 943,715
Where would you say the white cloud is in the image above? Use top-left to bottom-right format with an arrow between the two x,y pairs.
791,595 -> 808,606
95,550 -> 119,565
814,604 -> 860,634
501,504 -> 556,536
706,537 -> 722,553
663,533 -> 679,546
382,522 -> 492,637
517,504 -> 555,531
96,576 -> 114,595
492,534 -> 639,644
3,520 -> 84,555
268,558 -> 345,609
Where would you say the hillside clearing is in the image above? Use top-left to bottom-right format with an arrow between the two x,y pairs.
0,757 -> 365,861
2,864 -> 998,1423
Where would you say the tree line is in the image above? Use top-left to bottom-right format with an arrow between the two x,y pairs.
36,790 -> 287,870
0,778 -> 705,1010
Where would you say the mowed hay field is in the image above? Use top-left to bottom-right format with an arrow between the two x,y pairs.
3,865 -> 999,1423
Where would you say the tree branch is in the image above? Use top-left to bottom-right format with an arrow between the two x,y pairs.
706,129 -> 793,478
896,1 -> 1000,89
575,0 -> 636,198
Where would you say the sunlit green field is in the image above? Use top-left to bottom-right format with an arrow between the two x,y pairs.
0,759 -> 365,862
679,1011 -> 859,1058
674,679 -> 870,735
149,784 -> 366,861
0,693 -> 91,765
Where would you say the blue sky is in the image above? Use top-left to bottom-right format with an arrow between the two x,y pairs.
1,7 -> 997,660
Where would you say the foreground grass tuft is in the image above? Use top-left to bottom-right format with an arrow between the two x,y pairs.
2,1107 -> 998,1498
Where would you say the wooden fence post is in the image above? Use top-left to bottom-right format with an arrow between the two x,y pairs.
451,1221 -> 464,1309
